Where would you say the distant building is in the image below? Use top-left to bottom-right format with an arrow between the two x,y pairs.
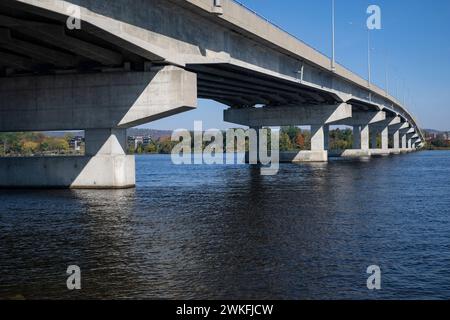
444,132 -> 450,141
134,136 -> 144,148
128,135 -> 154,150
69,136 -> 83,152
143,136 -> 151,146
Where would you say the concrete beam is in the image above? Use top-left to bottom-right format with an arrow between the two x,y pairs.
0,51 -> 33,70
197,74 -> 307,105
389,122 -> 409,134
370,116 -> 401,131
0,28 -> 76,67
192,64 -> 327,103
224,103 -> 352,127
401,127 -> 415,135
0,14 -> 123,66
198,77 -> 291,105
333,111 -> 385,126
0,66 -> 197,131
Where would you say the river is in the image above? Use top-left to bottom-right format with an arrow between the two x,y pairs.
1,151 -> 450,299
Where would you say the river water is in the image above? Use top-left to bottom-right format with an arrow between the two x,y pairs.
1,151 -> 450,300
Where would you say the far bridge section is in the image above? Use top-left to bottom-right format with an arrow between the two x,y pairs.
0,0 -> 424,188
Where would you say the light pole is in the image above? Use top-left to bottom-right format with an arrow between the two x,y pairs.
385,50 -> 389,95
331,0 -> 336,71
367,28 -> 371,87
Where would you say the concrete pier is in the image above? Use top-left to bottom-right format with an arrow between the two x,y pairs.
292,125 -> 329,162
0,66 -> 197,188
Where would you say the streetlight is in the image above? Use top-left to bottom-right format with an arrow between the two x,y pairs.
367,28 -> 371,87
331,0 -> 336,71
384,50 -> 389,95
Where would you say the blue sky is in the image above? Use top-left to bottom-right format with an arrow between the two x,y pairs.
145,0 -> 450,131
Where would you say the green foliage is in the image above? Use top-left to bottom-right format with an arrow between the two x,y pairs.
329,128 -> 353,150
278,127 -> 307,151
0,132 -> 72,156
158,137 -> 178,154
124,127 -> 357,155
145,143 -> 158,153
277,127 -> 355,151
426,138 -> 450,149
128,136 -> 178,155
279,131 -> 293,151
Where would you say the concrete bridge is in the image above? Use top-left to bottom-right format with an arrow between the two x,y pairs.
0,0 -> 424,188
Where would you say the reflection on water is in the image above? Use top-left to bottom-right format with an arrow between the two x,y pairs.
1,151 -> 450,299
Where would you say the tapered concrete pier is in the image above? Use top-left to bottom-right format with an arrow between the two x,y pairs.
0,67 -> 197,188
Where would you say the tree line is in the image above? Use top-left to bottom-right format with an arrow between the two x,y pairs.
278,126 -> 354,151
425,136 -> 450,150
128,127 -> 356,154
3,127 -> 406,157
0,132 -> 74,156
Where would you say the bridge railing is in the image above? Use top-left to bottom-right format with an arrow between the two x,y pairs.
229,0 -> 330,60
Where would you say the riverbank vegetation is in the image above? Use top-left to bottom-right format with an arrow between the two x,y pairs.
425,137 -> 450,150
128,126 -> 356,154
4,128 -> 448,157
0,132 -> 78,156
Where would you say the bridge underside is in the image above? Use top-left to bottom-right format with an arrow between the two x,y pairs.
0,0 -> 423,188
0,1 -> 159,76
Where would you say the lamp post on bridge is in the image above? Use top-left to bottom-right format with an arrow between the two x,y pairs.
367,28 -> 372,87
332,2 -> 377,88
331,0 -> 336,72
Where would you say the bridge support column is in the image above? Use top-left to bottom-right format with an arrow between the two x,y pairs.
341,124 -> 371,157
381,127 -> 389,150
280,124 -> 329,162
80,128 -> 136,188
369,126 -> 390,156
279,124 -> 329,162
391,130 -> 401,154
248,126 -> 262,163
401,133 -> 408,152
0,66 -> 197,189
370,132 -> 378,149
309,124 -> 329,161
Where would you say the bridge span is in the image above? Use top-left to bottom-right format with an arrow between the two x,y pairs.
0,0 -> 424,188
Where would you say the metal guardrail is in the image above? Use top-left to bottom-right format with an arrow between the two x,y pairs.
230,0 -> 330,59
